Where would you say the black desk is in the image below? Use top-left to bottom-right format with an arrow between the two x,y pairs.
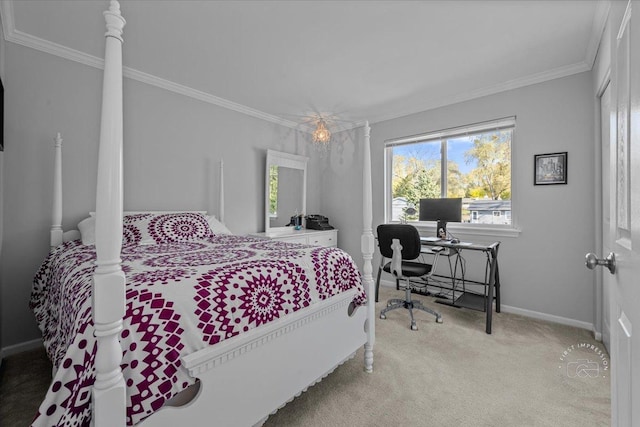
419,238 -> 501,334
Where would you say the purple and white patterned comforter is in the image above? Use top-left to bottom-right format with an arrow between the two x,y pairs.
30,234 -> 365,426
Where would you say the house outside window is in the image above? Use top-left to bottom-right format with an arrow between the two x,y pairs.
385,117 -> 514,227
468,200 -> 511,224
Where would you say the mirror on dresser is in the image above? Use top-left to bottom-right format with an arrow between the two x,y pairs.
265,149 -> 308,236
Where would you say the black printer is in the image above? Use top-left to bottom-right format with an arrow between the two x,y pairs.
305,214 -> 334,230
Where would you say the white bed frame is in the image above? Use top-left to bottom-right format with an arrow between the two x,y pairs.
50,2 -> 375,426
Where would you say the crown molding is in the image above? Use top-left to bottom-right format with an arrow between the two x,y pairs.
123,67 -> 301,130
343,2 -> 611,126
0,0 -> 609,131
0,0 -> 302,131
369,60 -> 592,125
4,27 -> 105,69
0,0 -> 14,42
585,0 -> 611,68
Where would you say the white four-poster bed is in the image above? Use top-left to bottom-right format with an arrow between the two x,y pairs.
36,1 -> 375,426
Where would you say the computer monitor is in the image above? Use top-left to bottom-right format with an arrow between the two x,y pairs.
419,198 -> 462,239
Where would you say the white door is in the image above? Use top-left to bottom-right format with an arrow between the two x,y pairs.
608,2 -> 640,425
599,81 -> 612,352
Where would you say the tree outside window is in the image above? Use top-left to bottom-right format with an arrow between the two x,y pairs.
388,120 -> 513,224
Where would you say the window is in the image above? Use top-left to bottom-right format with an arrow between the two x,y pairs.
386,117 -> 514,226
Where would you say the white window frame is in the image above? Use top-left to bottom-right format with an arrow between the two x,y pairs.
384,117 -> 520,238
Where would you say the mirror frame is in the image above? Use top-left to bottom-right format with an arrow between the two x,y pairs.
265,149 -> 309,236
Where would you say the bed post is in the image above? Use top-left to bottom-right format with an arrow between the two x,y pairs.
51,133 -> 63,250
219,159 -> 225,223
361,121 -> 375,373
92,1 -> 126,426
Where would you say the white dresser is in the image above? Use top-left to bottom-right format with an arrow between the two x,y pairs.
251,229 -> 338,248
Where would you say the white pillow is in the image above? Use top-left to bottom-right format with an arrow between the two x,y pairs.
77,216 -> 96,245
207,215 -> 232,235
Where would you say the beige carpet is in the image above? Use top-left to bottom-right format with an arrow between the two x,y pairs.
264,286 -> 610,426
1,286 -> 610,426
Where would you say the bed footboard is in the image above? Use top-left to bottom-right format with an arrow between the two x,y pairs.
141,290 -> 367,427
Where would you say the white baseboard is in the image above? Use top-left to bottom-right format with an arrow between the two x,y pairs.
0,338 -> 44,359
379,279 -> 596,333
498,305 -> 594,332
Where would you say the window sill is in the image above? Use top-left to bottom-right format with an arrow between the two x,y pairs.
408,222 -> 521,239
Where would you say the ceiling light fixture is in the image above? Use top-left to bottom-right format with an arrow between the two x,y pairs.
312,119 -> 331,144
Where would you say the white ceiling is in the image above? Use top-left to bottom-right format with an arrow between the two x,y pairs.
2,0 -> 608,130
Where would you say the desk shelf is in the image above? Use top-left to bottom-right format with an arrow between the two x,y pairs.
412,283 -> 489,312
437,292 -> 487,312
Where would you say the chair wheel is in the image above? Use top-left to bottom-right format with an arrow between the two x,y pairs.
436,317 -> 443,324
380,314 -> 386,320
410,323 -> 418,331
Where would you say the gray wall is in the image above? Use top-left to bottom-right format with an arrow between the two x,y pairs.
319,126 -> 366,269
0,41 -> 322,350
0,33 -> 599,350
321,71 -> 597,326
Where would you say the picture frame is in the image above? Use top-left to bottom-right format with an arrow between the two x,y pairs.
534,152 -> 567,185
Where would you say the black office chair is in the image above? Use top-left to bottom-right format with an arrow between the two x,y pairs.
377,224 -> 443,330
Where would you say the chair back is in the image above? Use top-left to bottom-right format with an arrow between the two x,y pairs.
377,224 -> 422,260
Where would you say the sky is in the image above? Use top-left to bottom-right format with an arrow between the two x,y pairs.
394,137 -> 476,174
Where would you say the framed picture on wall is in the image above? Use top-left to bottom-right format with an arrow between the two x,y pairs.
534,152 -> 567,185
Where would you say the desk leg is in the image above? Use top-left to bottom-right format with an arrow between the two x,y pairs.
375,264 -> 382,303
485,249 -> 498,334
486,281 -> 493,334
495,260 -> 501,313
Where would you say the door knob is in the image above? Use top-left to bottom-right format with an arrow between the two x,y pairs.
585,252 -> 616,274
